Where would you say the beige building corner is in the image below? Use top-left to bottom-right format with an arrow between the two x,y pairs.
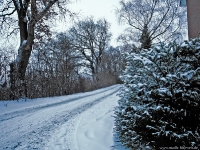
186,0 -> 200,39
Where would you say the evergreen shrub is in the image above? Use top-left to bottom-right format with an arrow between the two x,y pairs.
114,38 -> 200,149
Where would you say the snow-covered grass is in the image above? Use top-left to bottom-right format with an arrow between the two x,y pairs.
0,85 -> 129,150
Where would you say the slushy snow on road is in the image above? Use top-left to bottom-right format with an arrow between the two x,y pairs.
0,85 -> 128,150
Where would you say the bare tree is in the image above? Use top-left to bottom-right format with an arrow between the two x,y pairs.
98,46 -> 124,85
68,17 -> 112,82
0,47 -> 13,100
0,0 -> 74,99
116,0 -> 187,49
24,32 -> 81,98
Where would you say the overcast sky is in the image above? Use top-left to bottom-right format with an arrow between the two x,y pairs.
56,0 -> 124,46
1,0 -> 124,48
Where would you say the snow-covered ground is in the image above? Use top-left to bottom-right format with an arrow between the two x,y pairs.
0,85 -> 129,150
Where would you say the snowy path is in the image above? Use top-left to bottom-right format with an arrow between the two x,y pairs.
0,85 -> 127,150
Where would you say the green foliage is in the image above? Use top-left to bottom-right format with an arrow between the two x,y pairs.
115,38 -> 200,149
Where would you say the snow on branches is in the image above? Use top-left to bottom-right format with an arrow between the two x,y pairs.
114,38 -> 200,149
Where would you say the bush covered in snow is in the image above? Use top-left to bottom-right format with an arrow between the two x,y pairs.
114,38 -> 200,149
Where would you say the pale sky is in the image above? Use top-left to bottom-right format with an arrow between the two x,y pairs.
56,0 -> 124,46
1,0 -> 124,48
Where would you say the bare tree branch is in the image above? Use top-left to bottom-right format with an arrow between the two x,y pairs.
116,0 -> 187,49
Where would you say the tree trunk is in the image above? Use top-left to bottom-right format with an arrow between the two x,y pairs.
10,15 -> 35,99
10,63 -> 26,100
10,43 -> 33,99
8,0 -> 59,99
140,24 -> 152,49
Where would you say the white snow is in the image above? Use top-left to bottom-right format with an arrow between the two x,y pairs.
0,85 -> 128,150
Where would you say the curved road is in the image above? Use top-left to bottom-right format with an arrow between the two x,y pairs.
0,85 -> 121,150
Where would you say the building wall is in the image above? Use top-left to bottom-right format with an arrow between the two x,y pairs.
187,0 -> 200,39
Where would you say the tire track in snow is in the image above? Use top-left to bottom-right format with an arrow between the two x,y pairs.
0,85 -> 120,150
25,87 -> 120,150
0,85 -> 119,123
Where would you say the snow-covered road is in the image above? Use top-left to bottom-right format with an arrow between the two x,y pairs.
0,85 -> 128,150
